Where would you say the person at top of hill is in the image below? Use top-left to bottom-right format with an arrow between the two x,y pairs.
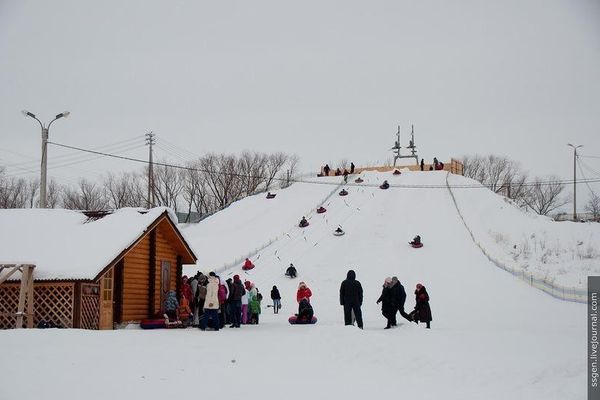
376,277 -> 397,329
299,216 -> 309,227
324,164 -> 330,176
271,285 -> 281,313
410,235 -> 421,246
286,263 -> 297,278
243,258 -> 254,270
296,297 -> 314,322
420,158 -> 425,171
411,283 -> 432,329
335,168 -> 342,176
350,162 -> 355,174
339,270 -> 363,329
296,281 -> 312,303
433,157 -> 439,169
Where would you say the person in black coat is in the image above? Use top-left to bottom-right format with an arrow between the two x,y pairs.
412,283 -> 432,328
229,275 -> 246,328
324,164 -> 330,176
296,298 -> 314,321
391,276 -> 410,321
420,158 -> 425,171
350,162 -> 355,174
339,269 -> 364,329
285,264 -> 297,278
270,285 -> 281,314
376,277 -> 397,329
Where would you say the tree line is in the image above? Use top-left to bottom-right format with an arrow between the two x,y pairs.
462,154 -> 599,219
0,151 -> 299,220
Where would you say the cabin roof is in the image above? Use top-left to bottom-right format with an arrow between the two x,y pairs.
0,207 -> 197,281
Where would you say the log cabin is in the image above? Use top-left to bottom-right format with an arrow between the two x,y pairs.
0,207 -> 197,329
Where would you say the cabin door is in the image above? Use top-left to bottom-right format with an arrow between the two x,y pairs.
99,269 -> 114,330
160,261 -> 171,313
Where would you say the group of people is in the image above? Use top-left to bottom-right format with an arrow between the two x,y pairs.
339,270 -> 432,329
420,157 -> 444,171
165,272 -> 264,331
320,162 -> 356,179
166,268 -> 431,330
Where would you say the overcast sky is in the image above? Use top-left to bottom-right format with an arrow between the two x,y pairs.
1,0 -> 599,200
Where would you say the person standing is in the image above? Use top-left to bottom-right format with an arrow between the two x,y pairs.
350,162 -> 355,174
324,164 -> 331,176
200,275 -> 220,331
296,282 -> 312,303
413,283 -> 432,329
229,275 -> 245,328
420,158 -> 425,171
376,277 -> 397,329
391,276 -> 410,321
339,270 -> 363,329
271,285 -> 282,313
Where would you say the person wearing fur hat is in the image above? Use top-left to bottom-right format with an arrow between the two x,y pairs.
296,281 -> 312,303
228,275 -> 245,328
412,283 -> 432,328
376,277 -> 398,329
199,275 -> 221,331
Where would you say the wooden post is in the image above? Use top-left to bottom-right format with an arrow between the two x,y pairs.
26,267 -> 34,328
15,266 -> 30,328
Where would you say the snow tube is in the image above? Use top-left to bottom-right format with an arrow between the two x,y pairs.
242,264 -> 255,270
140,318 -> 167,329
266,194 -> 276,199
410,242 -> 423,248
317,207 -> 327,214
380,185 -> 389,190
339,189 -> 348,196
393,170 -> 401,175
333,230 -> 345,236
354,178 -> 364,183
299,222 -> 309,228
289,315 -> 318,325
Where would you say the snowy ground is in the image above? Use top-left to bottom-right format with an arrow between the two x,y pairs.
0,171 -> 588,400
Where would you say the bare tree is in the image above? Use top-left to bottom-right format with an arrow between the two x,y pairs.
181,162 -> 214,220
585,192 -> 600,220
62,179 -> 108,210
104,172 -> 146,209
522,176 -> 569,216
280,154 -> 300,188
238,151 -> 267,196
0,168 -> 28,208
27,178 -> 39,208
264,152 -> 288,190
152,159 -> 183,210
46,179 -> 61,208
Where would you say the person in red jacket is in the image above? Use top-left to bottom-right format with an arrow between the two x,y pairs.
242,258 -> 254,270
296,281 -> 312,303
181,275 -> 193,302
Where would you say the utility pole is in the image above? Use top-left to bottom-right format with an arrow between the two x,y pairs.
146,132 -> 156,208
568,143 -> 583,221
22,110 -> 70,208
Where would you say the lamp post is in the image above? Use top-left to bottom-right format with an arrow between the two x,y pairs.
567,143 -> 583,221
22,110 -> 70,208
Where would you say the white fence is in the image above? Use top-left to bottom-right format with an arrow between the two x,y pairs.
445,173 -> 587,304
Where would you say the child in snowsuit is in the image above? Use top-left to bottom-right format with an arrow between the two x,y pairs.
248,284 -> 262,324
271,285 -> 282,314
178,295 -> 193,327
164,290 -> 179,321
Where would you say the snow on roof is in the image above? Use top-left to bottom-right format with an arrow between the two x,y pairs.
0,207 -> 177,281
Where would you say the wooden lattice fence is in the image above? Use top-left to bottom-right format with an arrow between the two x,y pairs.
0,282 -> 75,329
80,283 -> 99,330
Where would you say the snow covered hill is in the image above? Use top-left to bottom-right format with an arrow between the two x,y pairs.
1,170 -> 590,400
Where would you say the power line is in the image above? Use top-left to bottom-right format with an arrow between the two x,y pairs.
45,140 -> 600,189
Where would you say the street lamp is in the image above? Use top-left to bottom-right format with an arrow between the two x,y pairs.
568,143 -> 583,221
22,110 -> 70,208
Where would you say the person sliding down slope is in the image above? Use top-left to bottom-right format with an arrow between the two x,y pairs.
285,264 -> 297,278
299,216 -> 309,227
296,298 -> 314,322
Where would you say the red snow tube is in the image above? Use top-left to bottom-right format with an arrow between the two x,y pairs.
317,207 -> 327,214
242,263 -> 255,270
289,315 -> 318,325
410,242 -> 423,248
140,318 -> 166,329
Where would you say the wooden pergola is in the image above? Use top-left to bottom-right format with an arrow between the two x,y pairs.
0,264 -> 35,328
